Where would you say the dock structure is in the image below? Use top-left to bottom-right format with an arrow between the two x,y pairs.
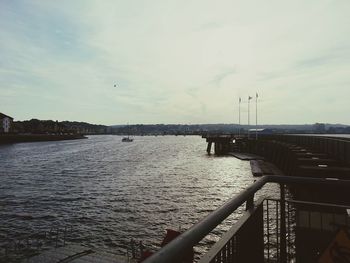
203,134 -> 350,180
254,135 -> 350,181
203,134 -> 236,155
202,133 -> 350,208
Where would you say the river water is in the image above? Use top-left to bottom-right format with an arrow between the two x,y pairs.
0,135 -> 276,258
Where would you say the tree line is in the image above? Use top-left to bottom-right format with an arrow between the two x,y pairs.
13,119 -> 107,134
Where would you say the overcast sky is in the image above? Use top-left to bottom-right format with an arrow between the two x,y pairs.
0,0 -> 349,125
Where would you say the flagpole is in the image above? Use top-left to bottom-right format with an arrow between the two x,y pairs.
238,98 -> 241,136
248,96 -> 250,138
256,92 -> 258,140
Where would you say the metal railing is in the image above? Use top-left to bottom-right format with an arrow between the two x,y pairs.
198,197 -> 265,263
0,225 -> 74,262
143,175 -> 350,263
264,198 -> 350,263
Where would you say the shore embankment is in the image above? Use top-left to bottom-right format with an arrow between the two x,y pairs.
0,134 -> 86,144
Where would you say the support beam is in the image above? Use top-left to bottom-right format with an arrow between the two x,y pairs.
207,142 -> 212,155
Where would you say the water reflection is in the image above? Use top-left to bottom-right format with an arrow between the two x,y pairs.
0,135 -> 261,255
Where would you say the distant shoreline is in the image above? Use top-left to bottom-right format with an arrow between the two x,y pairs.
0,134 -> 87,144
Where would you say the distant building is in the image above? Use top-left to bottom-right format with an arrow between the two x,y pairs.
0,113 -> 13,133
248,128 -> 274,135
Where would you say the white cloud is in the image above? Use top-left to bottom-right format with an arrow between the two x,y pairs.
0,0 -> 349,124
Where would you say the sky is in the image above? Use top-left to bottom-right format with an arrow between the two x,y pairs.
0,0 -> 349,125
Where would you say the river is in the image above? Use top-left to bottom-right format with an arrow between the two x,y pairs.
0,135 -> 274,258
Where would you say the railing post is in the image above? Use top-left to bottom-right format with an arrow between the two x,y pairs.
207,142 -> 212,155
246,194 -> 254,210
131,239 -> 136,258
280,183 -> 287,262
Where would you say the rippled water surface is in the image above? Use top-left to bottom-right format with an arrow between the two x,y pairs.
0,135 -> 274,256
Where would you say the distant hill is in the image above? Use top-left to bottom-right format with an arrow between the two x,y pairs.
11,119 -> 350,136
108,123 -> 350,135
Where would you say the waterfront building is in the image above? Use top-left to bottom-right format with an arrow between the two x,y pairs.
0,112 -> 13,133
248,128 -> 274,135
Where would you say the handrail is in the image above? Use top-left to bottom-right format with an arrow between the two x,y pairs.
143,175 -> 350,263
197,197 -> 266,263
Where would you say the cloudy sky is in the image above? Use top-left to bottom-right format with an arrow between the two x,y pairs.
0,1 -> 349,125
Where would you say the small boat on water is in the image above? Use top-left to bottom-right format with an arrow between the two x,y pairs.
122,123 -> 133,142
122,136 -> 133,142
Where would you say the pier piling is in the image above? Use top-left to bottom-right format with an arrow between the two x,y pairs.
207,142 -> 212,154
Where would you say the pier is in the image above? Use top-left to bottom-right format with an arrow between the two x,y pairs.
203,134 -> 350,180
142,134 -> 350,262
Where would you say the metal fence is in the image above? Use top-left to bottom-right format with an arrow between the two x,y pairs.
144,176 -> 350,263
0,225 -> 73,262
180,198 -> 350,263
